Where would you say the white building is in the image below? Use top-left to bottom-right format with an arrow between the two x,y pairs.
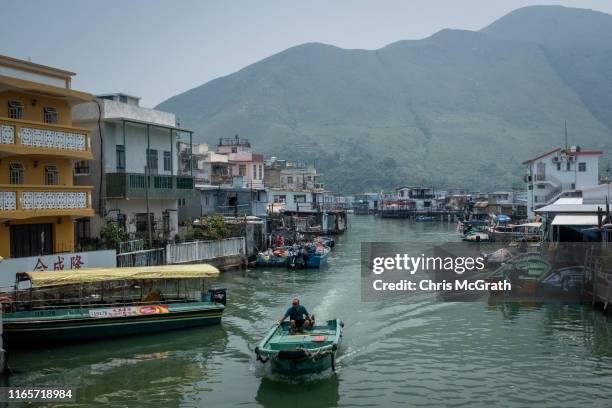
264,158 -> 321,190
523,146 -> 602,219
73,93 -> 195,241
217,136 -> 265,190
395,186 -> 435,212
178,142 -> 231,186
267,188 -> 335,213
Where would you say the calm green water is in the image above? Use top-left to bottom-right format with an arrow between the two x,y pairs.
7,216 -> 612,407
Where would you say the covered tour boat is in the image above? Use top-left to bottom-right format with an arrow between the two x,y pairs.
1,265 -> 226,347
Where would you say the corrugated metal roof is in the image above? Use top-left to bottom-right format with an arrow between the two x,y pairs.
551,215 -> 601,226
555,198 -> 583,205
535,203 -> 604,213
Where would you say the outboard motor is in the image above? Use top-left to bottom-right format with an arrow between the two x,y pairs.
203,288 -> 227,305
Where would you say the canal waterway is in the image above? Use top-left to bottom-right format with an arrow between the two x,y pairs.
7,216 -> 612,407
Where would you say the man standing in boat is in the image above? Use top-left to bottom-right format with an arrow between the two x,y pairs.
276,298 -> 314,334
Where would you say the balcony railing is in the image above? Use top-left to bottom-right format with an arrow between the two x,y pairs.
0,118 -> 91,158
0,185 -> 93,215
210,174 -> 233,185
106,173 -> 195,199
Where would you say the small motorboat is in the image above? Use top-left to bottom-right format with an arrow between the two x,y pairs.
256,248 -> 291,267
539,266 -> 585,298
463,231 -> 490,242
483,248 -> 512,267
287,243 -> 330,269
415,215 -> 435,222
488,255 -> 552,296
314,236 -> 335,249
255,319 -> 343,374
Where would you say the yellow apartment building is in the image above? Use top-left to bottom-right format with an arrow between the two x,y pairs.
0,55 -> 94,258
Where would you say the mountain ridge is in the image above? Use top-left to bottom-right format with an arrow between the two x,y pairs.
158,5 -> 612,193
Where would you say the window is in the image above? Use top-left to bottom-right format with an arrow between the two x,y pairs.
294,195 -> 307,203
8,100 -> 23,119
43,107 -> 59,124
231,147 -> 237,153
238,164 -> 246,177
9,163 -> 24,185
534,196 -> 538,203
74,160 -> 90,175
146,149 -> 158,171
135,213 -> 154,233
287,176 -> 293,184
536,162 -> 545,181
556,162 -> 561,171
75,219 -> 91,241
45,165 -> 59,185
119,95 -> 128,103
537,184 -> 546,189
566,162 -> 571,171
253,164 -> 257,179
258,165 -> 263,180
274,195 -> 286,203
578,162 -> 586,172
163,151 -> 172,171
116,145 -> 125,172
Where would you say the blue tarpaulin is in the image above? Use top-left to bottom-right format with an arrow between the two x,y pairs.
495,214 -> 511,222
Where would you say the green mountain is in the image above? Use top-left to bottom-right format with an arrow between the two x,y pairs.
157,6 -> 612,193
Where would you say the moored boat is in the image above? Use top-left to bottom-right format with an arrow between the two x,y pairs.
463,231 -> 490,242
415,215 -> 434,222
288,244 -> 330,269
1,265 -> 226,347
255,319 -> 342,374
488,255 -> 552,296
314,236 -> 335,249
256,247 -> 291,267
539,266 -> 585,298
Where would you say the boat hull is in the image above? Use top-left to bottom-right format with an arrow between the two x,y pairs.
3,302 -> 224,347
271,351 -> 333,374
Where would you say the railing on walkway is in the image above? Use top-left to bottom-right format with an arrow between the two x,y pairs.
117,239 -> 145,254
116,248 -> 166,267
166,237 -> 245,264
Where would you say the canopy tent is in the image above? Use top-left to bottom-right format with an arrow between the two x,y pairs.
551,215 -> 602,226
516,222 -> 542,228
22,264 -> 220,288
549,214 -> 608,242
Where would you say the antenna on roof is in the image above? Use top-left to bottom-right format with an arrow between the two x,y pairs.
564,120 -> 568,150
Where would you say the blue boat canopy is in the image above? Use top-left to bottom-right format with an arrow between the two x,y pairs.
495,214 -> 511,222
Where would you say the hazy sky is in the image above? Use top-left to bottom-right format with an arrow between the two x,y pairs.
3,1 -> 612,107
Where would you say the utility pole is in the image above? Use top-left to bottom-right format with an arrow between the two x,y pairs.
144,164 -> 153,247
145,124 -> 153,247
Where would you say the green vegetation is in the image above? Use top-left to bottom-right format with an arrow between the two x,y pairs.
183,215 -> 238,241
100,223 -> 128,249
157,6 -> 612,193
